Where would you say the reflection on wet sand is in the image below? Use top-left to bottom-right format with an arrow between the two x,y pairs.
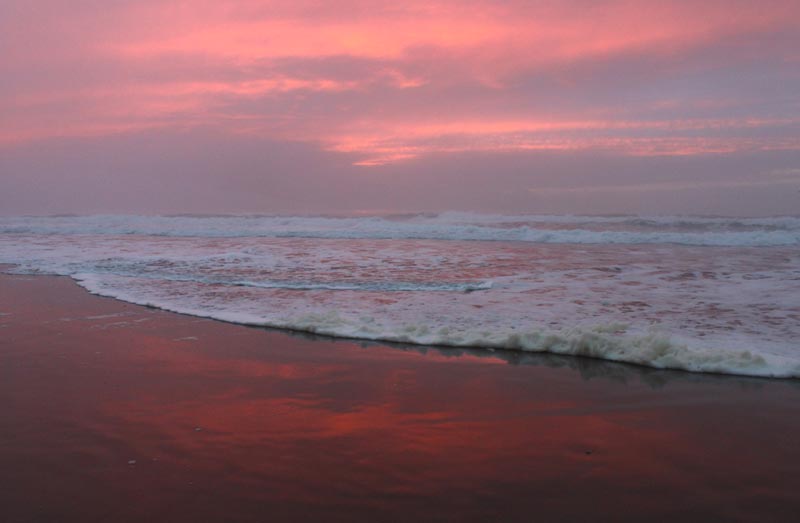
2,274 -> 800,522
327,334 -> 800,390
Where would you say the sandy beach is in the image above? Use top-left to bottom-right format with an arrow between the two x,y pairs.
1,272 -> 799,521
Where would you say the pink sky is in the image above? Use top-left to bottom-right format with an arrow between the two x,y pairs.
1,0 -> 799,215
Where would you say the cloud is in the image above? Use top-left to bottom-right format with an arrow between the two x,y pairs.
1,1 -> 799,214
2,129 -> 799,216
3,0 -> 799,159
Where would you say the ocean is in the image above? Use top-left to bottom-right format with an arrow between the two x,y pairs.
1,212 -> 798,378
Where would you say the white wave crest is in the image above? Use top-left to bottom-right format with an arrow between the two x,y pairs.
1,213 -> 799,246
71,273 -> 800,379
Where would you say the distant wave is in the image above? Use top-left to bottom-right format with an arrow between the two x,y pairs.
2,213 -> 799,246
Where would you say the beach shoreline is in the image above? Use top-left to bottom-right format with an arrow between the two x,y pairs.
2,273 -> 800,521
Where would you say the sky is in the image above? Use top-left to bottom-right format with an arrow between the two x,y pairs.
1,0 -> 799,216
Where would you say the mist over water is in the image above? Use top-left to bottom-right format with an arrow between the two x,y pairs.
2,213 -> 799,377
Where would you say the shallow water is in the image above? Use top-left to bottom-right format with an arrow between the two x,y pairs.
1,213 -> 799,377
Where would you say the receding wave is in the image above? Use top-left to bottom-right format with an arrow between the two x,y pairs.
70,272 -> 800,379
86,272 -> 493,292
227,280 -> 493,292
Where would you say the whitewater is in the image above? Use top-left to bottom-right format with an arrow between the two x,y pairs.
1,213 -> 799,378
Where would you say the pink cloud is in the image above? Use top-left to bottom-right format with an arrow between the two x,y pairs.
2,0 -> 799,164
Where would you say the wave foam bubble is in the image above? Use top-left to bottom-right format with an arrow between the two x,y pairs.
3,215 -> 799,380
72,273 -> 800,379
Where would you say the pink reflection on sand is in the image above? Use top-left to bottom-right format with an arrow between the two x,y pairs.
4,273 -> 800,520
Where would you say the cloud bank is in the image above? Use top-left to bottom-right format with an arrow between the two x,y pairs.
1,0 -> 799,214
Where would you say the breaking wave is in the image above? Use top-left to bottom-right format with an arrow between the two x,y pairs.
2,212 -> 799,379
70,272 -> 800,379
1,213 -> 799,246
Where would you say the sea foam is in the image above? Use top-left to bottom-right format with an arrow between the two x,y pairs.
70,272 -> 800,378
2,213 -> 799,378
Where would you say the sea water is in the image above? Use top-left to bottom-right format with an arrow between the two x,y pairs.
1,213 -> 798,377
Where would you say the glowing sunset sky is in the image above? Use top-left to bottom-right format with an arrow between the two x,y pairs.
1,0 -> 799,214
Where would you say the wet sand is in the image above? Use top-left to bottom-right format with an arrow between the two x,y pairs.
1,273 -> 800,522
